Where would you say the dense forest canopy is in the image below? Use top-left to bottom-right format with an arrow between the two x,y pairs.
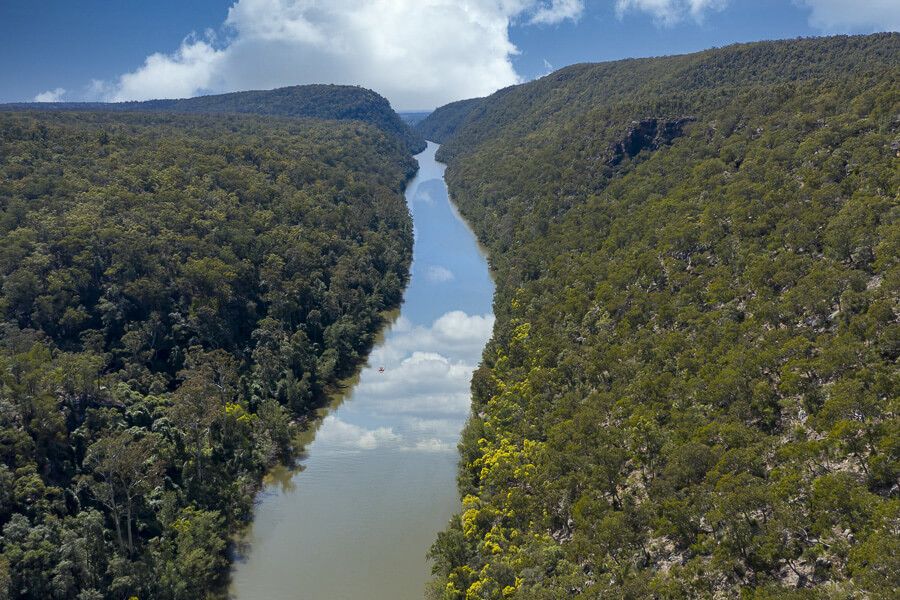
0,110 -> 416,598
422,34 -> 899,164
419,33 -> 899,598
3,84 -> 426,154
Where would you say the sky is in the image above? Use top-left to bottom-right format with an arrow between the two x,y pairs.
1,1 -> 897,110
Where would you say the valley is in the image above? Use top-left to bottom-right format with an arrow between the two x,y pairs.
230,142 -> 494,600
0,28 -> 897,600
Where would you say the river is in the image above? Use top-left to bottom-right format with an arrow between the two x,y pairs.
229,142 -> 494,599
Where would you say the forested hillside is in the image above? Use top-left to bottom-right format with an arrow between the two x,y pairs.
421,33 -> 899,598
415,98 -> 483,144
4,84 -> 425,154
0,111 -> 415,598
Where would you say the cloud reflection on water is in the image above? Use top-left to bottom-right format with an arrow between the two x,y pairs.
314,308 -> 493,455
425,265 -> 455,283
315,416 -> 400,451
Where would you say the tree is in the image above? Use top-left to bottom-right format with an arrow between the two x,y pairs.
170,377 -> 222,486
80,431 -> 162,556
0,553 -> 10,600
157,507 -> 227,600
179,348 -> 239,408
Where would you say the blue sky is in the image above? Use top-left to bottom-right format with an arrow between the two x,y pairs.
511,1 -> 827,77
1,1 -> 896,110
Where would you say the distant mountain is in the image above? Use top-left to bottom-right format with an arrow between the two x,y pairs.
414,97 -> 483,144
3,84 -> 426,153
398,111 -> 431,127
424,33 -> 900,598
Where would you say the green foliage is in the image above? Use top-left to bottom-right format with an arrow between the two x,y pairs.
6,84 -> 425,154
425,33 -> 899,598
416,98 -> 484,144
156,507 -> 228,600
0,110 -> 416,598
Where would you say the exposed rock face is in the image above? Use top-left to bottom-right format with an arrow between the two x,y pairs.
607,117 -> 696,166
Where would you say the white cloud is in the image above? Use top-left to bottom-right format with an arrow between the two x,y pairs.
615,0 -> 728,26
315,415 -> 400,451
34,87 -> 66,102
413,188 -> 435,205
431,311 -> 494,346
425,265 -> 455,283
404,417 -> 464,438
309,309 -> 492,455
797,0 -> 900,32
87,0 -> 584,109
113,36 -> 224,102
351,310 -> 493,421
373,311 -> 494,364
530,0 -> 585,24
359,351 -> 474,414
87,79 -> 114,98
401,438 -> 454,452
317,418 -> 455,454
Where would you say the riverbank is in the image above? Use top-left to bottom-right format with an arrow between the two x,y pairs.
229,142 -> 495,599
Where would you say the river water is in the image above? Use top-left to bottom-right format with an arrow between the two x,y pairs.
229,142 -> 494,599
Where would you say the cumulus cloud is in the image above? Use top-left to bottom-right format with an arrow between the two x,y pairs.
430,311 -> 494,347
425,265 -> 455,283
114,36 -> 223,101
90,0 -> 585,109
34,87 -> 66,102
796,0 -> 900,32
615,0 -> 728,26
